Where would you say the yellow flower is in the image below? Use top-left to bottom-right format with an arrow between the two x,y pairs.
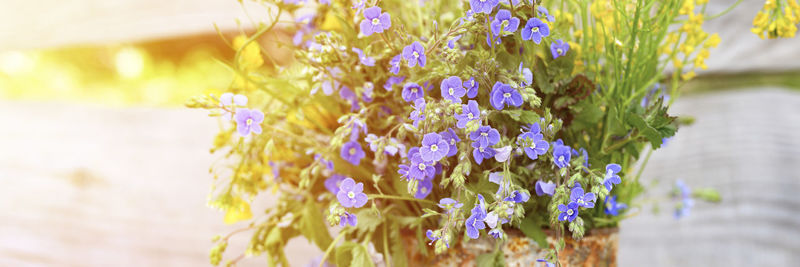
681,71 -> 696,81
680,0 -> 695,15
704,33 -> 721,48
694,49 -> 710,70
232,35 -> 264,71
224,196 -> 253,224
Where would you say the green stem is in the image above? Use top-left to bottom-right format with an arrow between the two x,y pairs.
319,231 -> 346,267
368,194 -> 436,205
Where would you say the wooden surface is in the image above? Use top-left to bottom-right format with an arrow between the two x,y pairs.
2,88 -> 800,266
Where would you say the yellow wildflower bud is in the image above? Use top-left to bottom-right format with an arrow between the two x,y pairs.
681,71 -> 696,81
704,33 -> 721,48
694,49 -> 709,70
232,35 -> 264,71
680,0 -> 695,15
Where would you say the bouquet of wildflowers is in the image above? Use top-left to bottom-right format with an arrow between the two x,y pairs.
188,0 -> 726,266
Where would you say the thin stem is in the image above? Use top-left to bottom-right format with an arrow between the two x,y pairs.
319,231 -> 346,267
367,194 -> 436,205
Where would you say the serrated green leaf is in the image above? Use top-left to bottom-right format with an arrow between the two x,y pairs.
351,244 -> 376,267
300,200 -> 333,250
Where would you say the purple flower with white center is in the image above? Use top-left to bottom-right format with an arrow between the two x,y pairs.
437,198 -> 464,213
471,141 -> 496,164
359,7 -> 391,36
603,163 -> 622,191
604,196 -> 627,216
415,177 -> 433,199
468,0 -> 499,14
490,10 -> 520,36
463,77 -> 479,98
455,100 -> 481,129
235,108 -> 264,136
365,134 -> 380,152
324,174 -> 346,194
384,76 -> 405,91
535,180 -> 556,196
494,145 -> 512,162
402,82 -> 424,102
503,190 -> 530,203
557,202 -> 579,222
537,259 -> 556,267
341,141 -> 366,166
550,39 -> 570,59
552,143 -> 571,169
219,93 -> 248,120
409,98 -> 426,128
389,54 -> 402,74
420,133 -> 450,161
521,18 -> 550,44
440,76 -> 466,103
570,183 -> 596,208
465,195 -> 487,239
490,82 -> 523,110
402,41 -> 426,68
408,153 -> 435,181
439,128 -> 460,157
488,229 -> 502,239
469,125 -> 500,148
351,47 -> 375,66
518,63 -> 533,87
336,178 -> 368,208
537,6 -> 556,22
340,212 -> 358,227
517,131 -> 549,160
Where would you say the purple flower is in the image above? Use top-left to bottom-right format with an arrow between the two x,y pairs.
471,141 -> 496,164
447,35 -> 462,49
550,39 -> 569,59
415,177 -> 434,199
409,98 -> 426,128
537,258 -> 556,267
535,180 -> 556,196
341,141 -> 366,166
517,131 -> 549,160
352,47 -> 376,66
469,125 -> 500,148
437,198 -> 464,213
488,229 -> 502,239
503,190 -> 529,203
340,212 -> 358,227
348,118 -> 368,141
402,41 -> 426,68
439,128 -> 460,157
360,7 -> 391,36
490,82 -> 523,110
235,108 -> 264,136
219,93 -> 248,120
521,18 -> 550,44
389,54 -> 402,74
339,86 -> 360,111
463,77 -> 479,98
604,196 -> 627,216
408,153 -> 435,181
490,10 -> 520,36
674,180 -> 694,219
440,76 -> 466,103
537,6 -> 556,22
465,195 -> 487,239
518,62 -> 533,87
455,100 -> 481,129
337,178 -> 368,208
552,143 -> 571,169
402,82 -> 424,102
315,154 -> 335,171
384,76 -> 405,91
603,163 -> 622,191
557,202 -> 579,222
469,0 -> 499,14
426,229 -> 440,244
570,183 -> 596,208
420,133 -> 450,161
325,174 -> 346,194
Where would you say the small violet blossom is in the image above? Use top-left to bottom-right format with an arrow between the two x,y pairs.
517,124 -> 549,160
470,125 -> 500,148
550,39 -> 570,59
420,133 -> 450,162
465,195 -> 487,239
234,108 -> 264,136
603,163 -> 622,191
537,6 -> 556,22
360,7 -> 391,36
493,145 -> 512,162
471,141 -> 496,164
402,82 -> 424,102
351,47 -> 375,66
340,212 -> 357,227
503,190 -> 530,203
402,41 -> 426,68
415,177 -> 434,199
463,77 -> 479,98
557,202 -> 579,222
455,100 -> 481,128
552,142 -> 572,169
519,63 -> 533,87
490,10 -> 520,36
570,183 -> 596,208
336,177 -> 368,208
490,82 -> 523,110
324,174 -> 346,194
537,259 -> 556,267
408,153 -> 435,181
469,0 -> 499,14
341,140 -> 366,166
219,93 -> 247,120
604,196 -> 627,216
409,98 -> 426,128
440,76 -> 466,103
535,180 -> 556,196
389,54 -> 402,74
384,76 -> 405,91
521,18 -> 550,44
439,128 -> 460,157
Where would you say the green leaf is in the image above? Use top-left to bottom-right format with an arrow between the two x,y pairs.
501,109 -> 540,124
334,241 -> 358,266
389,221 -> 408,267
569,100 -> 604,132
351,244 -> 377,267
475,249 -> 505,267
519,215 -> 548,248
625,114 -> 663,148
299,200 -> 333,250
533,57 -> 555,94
